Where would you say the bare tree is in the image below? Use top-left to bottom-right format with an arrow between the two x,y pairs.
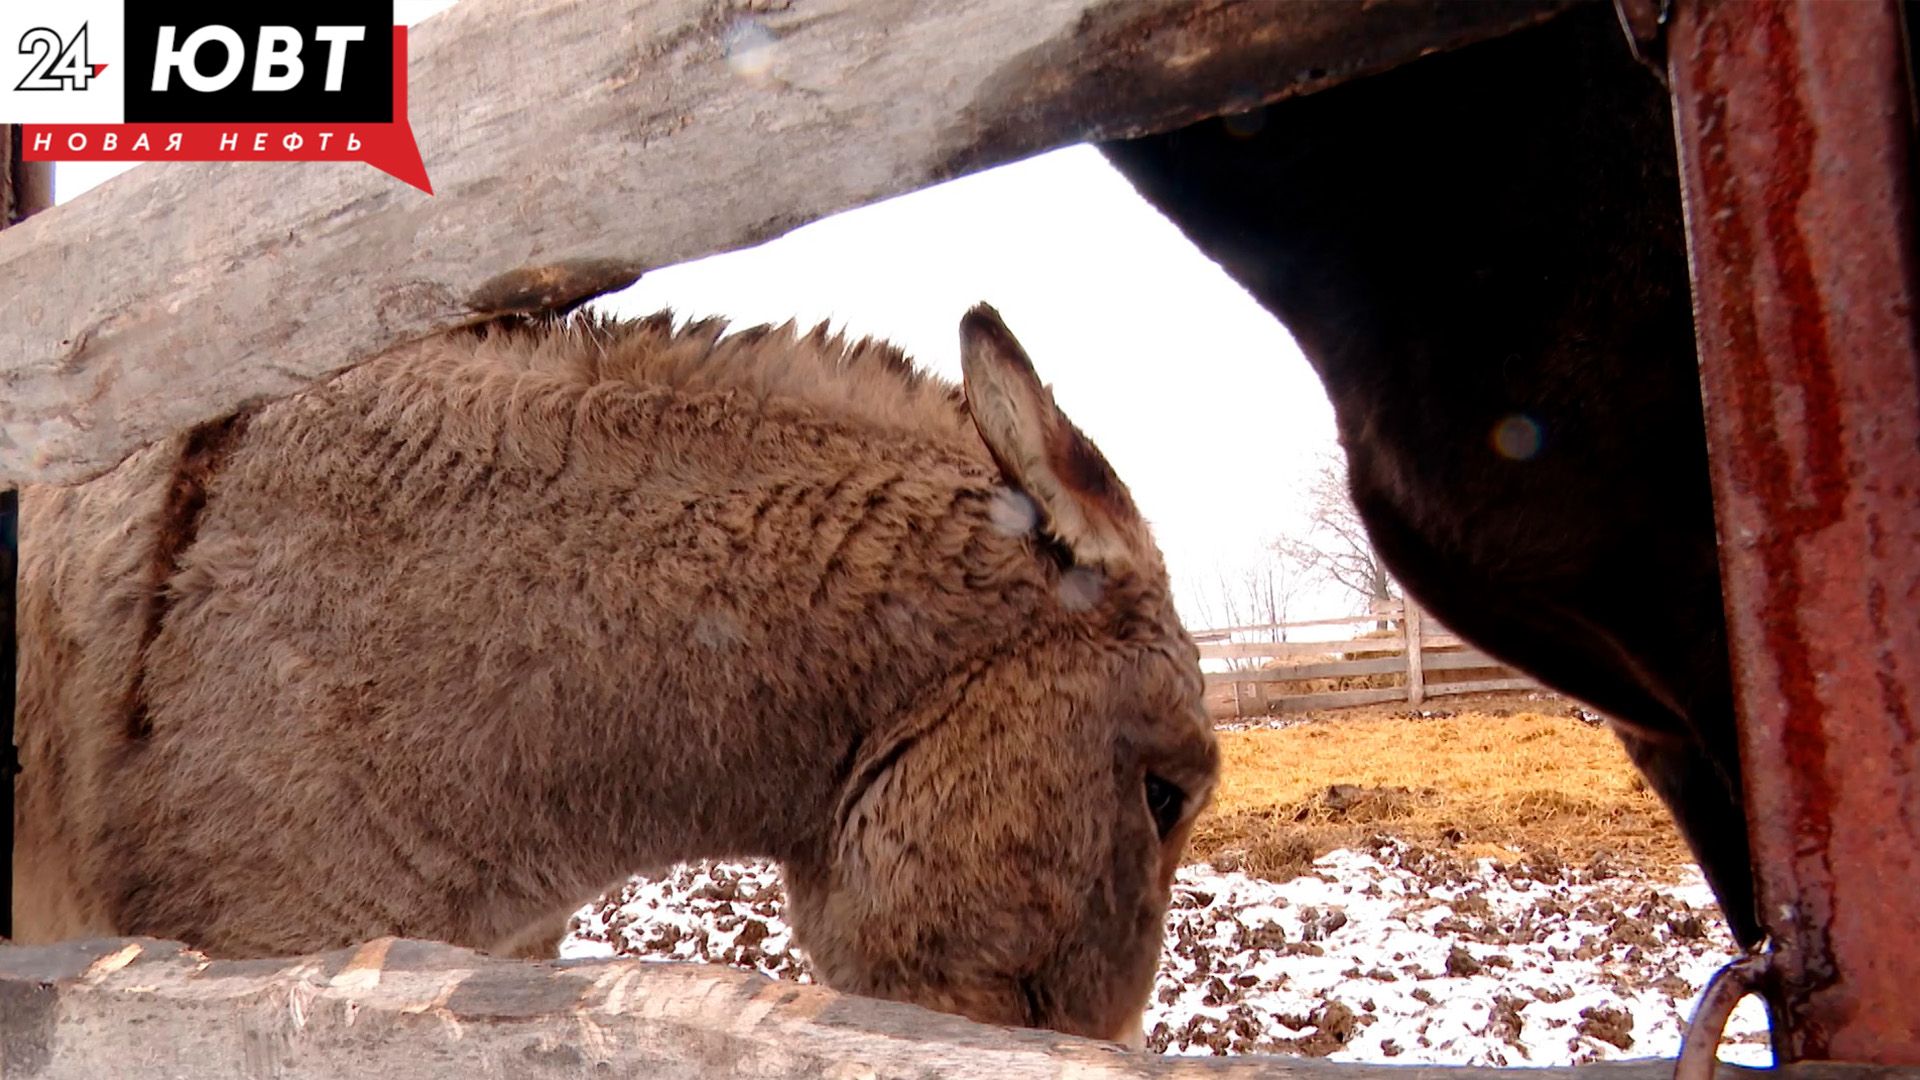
1275,453 -> 1398,617
1183,558 -> 1299,671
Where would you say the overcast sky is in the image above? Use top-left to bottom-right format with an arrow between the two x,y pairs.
52,2 -> 1352,629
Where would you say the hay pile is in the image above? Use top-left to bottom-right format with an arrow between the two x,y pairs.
1190,706 -> 1691,882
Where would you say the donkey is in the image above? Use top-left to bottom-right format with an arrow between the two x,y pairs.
12,304 -> 1218,1044
1103,5 -> 1758,945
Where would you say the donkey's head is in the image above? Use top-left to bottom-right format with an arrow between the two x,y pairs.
784,305 -> 1218,1046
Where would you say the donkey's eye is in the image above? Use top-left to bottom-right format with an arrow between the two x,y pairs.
1144,773 -> 1185,839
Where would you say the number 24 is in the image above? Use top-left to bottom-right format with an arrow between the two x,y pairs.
16,25 -> 95,92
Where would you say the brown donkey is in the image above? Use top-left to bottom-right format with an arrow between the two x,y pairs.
12,304 -> 1218,1044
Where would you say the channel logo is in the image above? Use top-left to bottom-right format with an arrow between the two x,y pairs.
3,2 -> 430,193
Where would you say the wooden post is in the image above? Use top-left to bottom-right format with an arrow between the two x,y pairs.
1,125 -> 53,944
0,487 -> 12,944
1,126 -> 54,224
1402,600 -> 1426,707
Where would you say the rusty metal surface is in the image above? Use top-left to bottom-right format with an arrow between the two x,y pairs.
1668,0 -> 1920,1063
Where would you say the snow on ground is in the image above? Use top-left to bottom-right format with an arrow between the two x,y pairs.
564,841 -> 1770,1067
564,860 -> 811,984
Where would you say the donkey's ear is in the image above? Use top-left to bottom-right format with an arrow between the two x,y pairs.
959,303 -> 1148,571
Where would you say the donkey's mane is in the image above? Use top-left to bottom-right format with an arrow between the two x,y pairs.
413,311 -> 978,453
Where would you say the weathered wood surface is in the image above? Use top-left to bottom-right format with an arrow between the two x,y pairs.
2,124 -> 53,947
0,0 -> 1576,487
1202,640 -> 1372,662
1210,678 -> 1541,717
1235,685 -> 1411,713
1,128 -> 54,228
1206,650 -> 1508,684
1194,613 -> 1408,636
1198,634 -> 1466,661
1348,634 -> 1468,654
1403,601 -> 1426,705
1,935 -> 1908,1080
1421,677 -> 1540,699
1198,637 -> 1471,662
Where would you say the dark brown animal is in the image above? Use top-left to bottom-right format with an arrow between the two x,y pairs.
1104,5 -> 1759,945
13,305 -> 1218,1044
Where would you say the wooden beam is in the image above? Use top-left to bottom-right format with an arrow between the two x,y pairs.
1423,678 -> 1541,699
1203,650 -> 1513,685
8,935 -> 1904,1079
1,124 -> 52,945
1189,609 -> 1409,637
1,488 -> 13,944
1199,636 -> 1475,664
1201,640 -> 1354,661
1403,602 -> 1426,706
1,127 -> 54,227
1259,686 -> 1410,712
1370,633 -> 1467,652
0,0 -> 1574,487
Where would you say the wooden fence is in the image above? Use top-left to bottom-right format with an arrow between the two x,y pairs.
1195,602 -> 1537,718
0,934 -> 1873,1080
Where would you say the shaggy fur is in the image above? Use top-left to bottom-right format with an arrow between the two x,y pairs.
13,307 -> 1218,1043
1103,5 -> 1757,945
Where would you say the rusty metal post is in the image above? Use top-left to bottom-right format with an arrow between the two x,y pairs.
1667,0 -> 1920,1063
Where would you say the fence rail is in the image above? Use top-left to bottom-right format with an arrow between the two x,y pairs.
1192,601 -> 1538,718
1,934 -> 1898,1080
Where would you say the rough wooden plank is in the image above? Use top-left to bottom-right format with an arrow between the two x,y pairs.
0,0 -> 1576,487
1205,658 -> 1383,684
1266,686 -> 1410,712
1206,660 -> 1374,684
1423,678 -> 1540,699
1190,611 -> 1405,637
1417,651 -> 1509,674
1,127 -> 53,227
1201,640 -> 1354,662
1203,650 -> 1509,685
1313,655 -> 1397,681
1338,636 -> 1469,657
1,123 -> 51,947
13,935 -> 1894,1080
3,124 -> 17,949
1200,639 -> 1476,665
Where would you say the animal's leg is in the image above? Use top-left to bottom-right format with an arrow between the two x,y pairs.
1614,728 -> 1762,946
